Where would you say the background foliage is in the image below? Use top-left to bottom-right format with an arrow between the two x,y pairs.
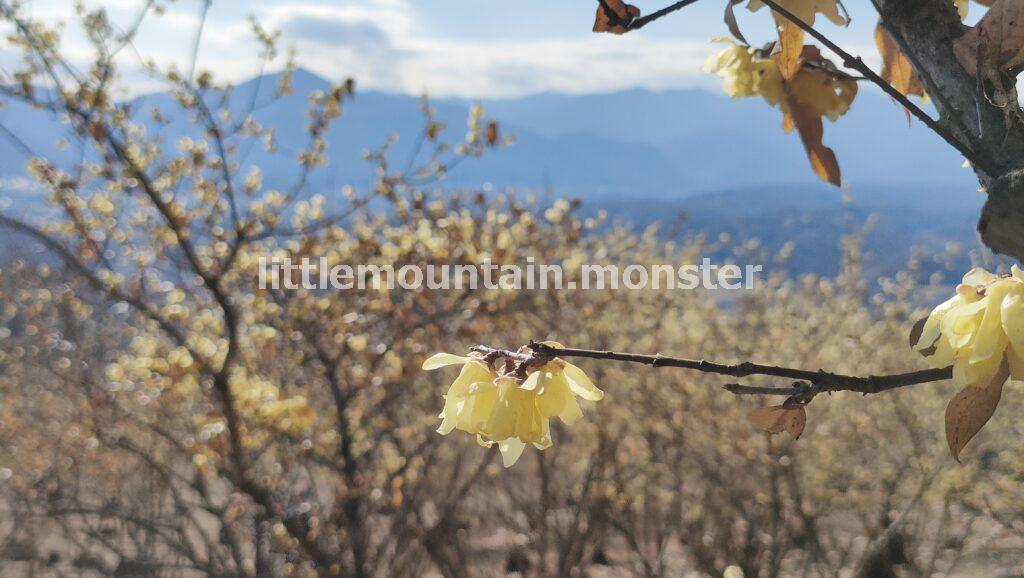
2,2 -> 1024,577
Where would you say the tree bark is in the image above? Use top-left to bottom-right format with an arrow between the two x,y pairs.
980,170 -> 1024,260
874,0 -> 1024,263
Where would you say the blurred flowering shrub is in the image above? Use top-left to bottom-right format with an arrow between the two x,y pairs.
0,4 -> 1023,578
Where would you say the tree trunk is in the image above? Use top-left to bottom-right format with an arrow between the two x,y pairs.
874,0 -> 1024,263
980,170 -> 1024,261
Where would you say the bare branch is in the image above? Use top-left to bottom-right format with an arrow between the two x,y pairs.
470,343 -> 952,400
629,0 -> 702,30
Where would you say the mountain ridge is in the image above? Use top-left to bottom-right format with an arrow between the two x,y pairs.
0,68 -> 991,278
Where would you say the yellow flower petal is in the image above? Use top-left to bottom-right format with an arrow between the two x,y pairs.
1007,345 -> 1024,382
422,352 -> 470,370
511,389 -> 547,444
1003,288 -> 1024,352
1012,265 -> 1024,283
562,362 -> 604,401
914,294 -> 960,351
954,352 -> 1004,389
941,298 -> 988,350
962,267 -> 999,287
521,370 -> 545,392
498,438 -> 526,467
462,382 -> 499,434
931,338 -> 955,368
533,432 -> 553,451
969,283 -> 1010,364
538,371 -> 569,417
559,396 -> 583,426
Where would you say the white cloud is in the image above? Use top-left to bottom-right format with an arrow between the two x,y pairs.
263,2 -> 718,98
1,0 -> 721,98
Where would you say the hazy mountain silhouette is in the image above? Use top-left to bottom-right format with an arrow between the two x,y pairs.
0,68 -> 990,277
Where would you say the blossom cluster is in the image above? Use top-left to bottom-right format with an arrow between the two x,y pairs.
914,267 -> 1024,388
702,39 -> 854,123
423,344 -> 603,467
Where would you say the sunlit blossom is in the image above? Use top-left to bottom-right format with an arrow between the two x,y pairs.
423,345 -> 604,467
913,266 -> 1024,388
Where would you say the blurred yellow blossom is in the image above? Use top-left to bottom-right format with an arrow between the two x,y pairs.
913,266 -> 1024,388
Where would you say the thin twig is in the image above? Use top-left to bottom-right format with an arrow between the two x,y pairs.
756,0 -> 995,175
187,0 -> 211,82
471,343 -> 952,398
723,383 -> 809,396
629,0 -> 702,30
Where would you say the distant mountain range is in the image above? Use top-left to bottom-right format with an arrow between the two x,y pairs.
0,68 -> 996,279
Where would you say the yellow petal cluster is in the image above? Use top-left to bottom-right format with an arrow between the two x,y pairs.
423,346 -> 604,467
702,40 -> 785,106
913,266 -> 1024,388
703,40 -> 853,122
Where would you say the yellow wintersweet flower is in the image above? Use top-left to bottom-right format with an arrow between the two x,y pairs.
523,357 -> 605,426
703,40 -> 785,106
422,346 -> 604,467
913,266 -> 1024,388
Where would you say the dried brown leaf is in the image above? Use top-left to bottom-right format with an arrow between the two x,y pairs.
724,0 -> 749,45
783,100 -> 841,186
485,121 -> 500,146
953,0 -> 1024,77
945,359 -> 1009,461
910,315 -> 938,357
593,0 -> 640,34
775,18 -> 805,80
748,405 -> 807,439
774,46 -> 855,187
875,23 -> 927,124
909,316 -> 928,349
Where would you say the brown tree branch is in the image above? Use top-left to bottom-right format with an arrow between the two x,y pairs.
471,343 -> 952,399
595,0 -> 701,32
629,0 -> 702,30
870,0 -> 1024,263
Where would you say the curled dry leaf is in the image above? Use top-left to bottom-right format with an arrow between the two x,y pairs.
748,405 -> 807,439
909,316 -> 928,349
777,46 -> 857,186
426,121 -> 444,141
775,20 -> 805,80
485,121 -> 500,146
945,359 -> 1009,461
783,99 -> 841,185
593,0 -> 640,34
748,0 -> 847,79
909,316 -> 939,357
875,23 -> 927,123
953,0 -> 1024,77
724,0 -> 749,45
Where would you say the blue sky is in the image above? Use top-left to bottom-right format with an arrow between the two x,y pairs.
1,0 -> 989,98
